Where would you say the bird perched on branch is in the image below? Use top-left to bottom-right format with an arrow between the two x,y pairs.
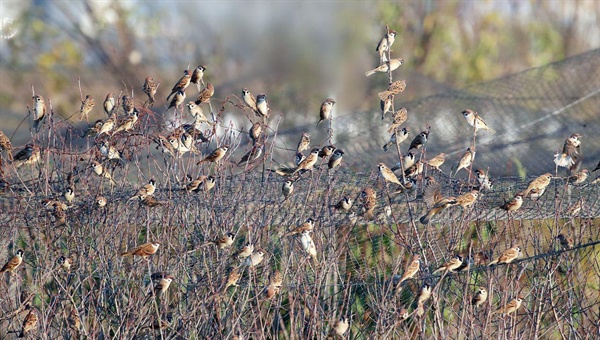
121,95 -> 135,115
143,76 -> 159,105
91,161 -> 116,184
12,144 -> 40,168
408,126 -> 430,151
522,173 -> 552,197
426,153 -> 445,171
238,144 -> 264,166
233,242 -> 254,259
329,316 -> 350,338
456,190 -> 479,209
120,242 -> 160,260
567,169 -> 588,184
249,122 -> 262,145
319,145 -> 336,158
472,288 -> 488,307
554,133 -> 581,172
419,195 -> 457,224
196,83 -> 214,105
474,169 -> 493,190
197,146 -> 229,165
455,147 -> 475,175
294,148 -> 319,174
103,93 -> 115,116
167,90 -> 186,110
359,187 -> 377,219
283,218 -> 316,237
19,304 -> 38,337
378,162 -> 401,185
166,69 -> 191,101
145,275 -> 173,303
79,95 -> 95,121
382,127 -> 409,152
97,116 -> 115,137
282,180 -> 294,199
32,95 -> 46,132
129,179 -> 156,201
57,255 -> 73,271
376,28 -> 397,63
387,107 -> 408,133
296,132 -> 310,153
378,80 -> 406,100
299,230 -> 318,262
488,246 -> 521,266
432,255 -> 463,274
380,95 -> 392,119
333,196 -> 352,211
461,109 -> 495,134
317,98 -> 336,126
397,254 -> 420,284
365,58 -> 403,76
0,249 -> 23,275
191,65 -> 206,90
113,109 -> 140,134
81,120 -> 104,138
201,232 -> 235,250
500,194 -> 523,213
222,267 -> 241,292
328,149 -> 344,170
241,88 -> 258,112
0,130 -> 12,160
255,93 -> 269,118
492,297 -> 523,316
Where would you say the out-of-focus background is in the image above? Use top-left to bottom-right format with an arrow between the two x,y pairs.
1,0 -> 599,176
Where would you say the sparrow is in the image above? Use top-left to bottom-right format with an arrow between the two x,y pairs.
238,144 -> 264,166
376,28 -> 397,63
416,283 -> 432,305
422,177 -> 442,207
522,173 -> 552,197
319,145 -> 336,158
121,95 -> 135,115
330,316 -> 350,337
197,146 -> 228,165
378,162 -> 401,185
488,246 -> 521,266
129,179 -> 156,200
556,234 -> 574,249
386,107 -> 408,133
97,116 -> 116,136
249,122 -> 262,145
528,187 -> 547,201
168,90 -> 186,110
58,255 -> 73,271
202,232 -> 235,249
328,149 -> 344,170
120,242 -> 160,260
19,305 -> 38,337
185,175 -> 212,193
79,94 -> 95,121
493,297 -> 523,315
500,194 -> 523,212
455,147 -> 475,175
32,95 -> 46,132
0,129 -> 12,156
554,133 -> 581,171
294,148 -> 319,174
456,190 -> 479,209
392,151 -> 415,171
64,187 -> 75,203
143,76 -> 159,105
365,58 -> 403,76
200,176 -> 216,192
474,169 -> 493,190
565,200 -> 584,216
223,267 -> 241,291
190,65 -> 206,89
378,79 -> 406,100
112,109 -> 140,134
359,187 -> 377,218
317,98 -> 336,126
147,275 -> 173,299
432,255 -> 463,274
0,249 -> 24,274
99,140 -> 125,164
255,93 -> 269,118
404,160 -> 424,178
169,131 -> 198,156
282,180 -> 294,199
241,88 -> 258,112
264,279 -> 281,299
96,196 -> 107,207
398,254 -> 420,284
296,132 -> 310,153
567,169 -> 588,184
234,242 -> 254,259
398,308 -> 409,320
166,69 -> 191,101
426,153 -> 445,171
472,288 -> 488,307
382,127 -> 409,152
91,161 -> 116,184
241,249 -> 265,268
408,126 -> 430,150
103,93 -> 116,116
419,196 -> 457,224
283,218 -> 316,237
299,230 -> 318,261
380,95 -> 393,119
81,119 -> 104,138
187,101 -> 209,124
12,144 -> 40,168
333,196 -> 352,211
195,83 -> 214,105
461,109 -> 495,134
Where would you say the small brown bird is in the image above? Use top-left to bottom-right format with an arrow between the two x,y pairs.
568,169 -> 588,184
317,98 -> 336,126
378,79 -> 406,100
186,101 -> 209,124
360,187 -> 377,218
32,95 -> 47,132
432,255 -> 463,274
58,255 -> 73,271
408,126 -> 430,150
168,90 -> 186,110
81,119 -> 103,138
419,196 -> 458,224
196,83 -> 214,105
376,28 -> 397,62
330,316 -> 350,337
456,190 -> 479,209
141,196 -> 166,207
241,88 -> 258,112
386,107 -> 408,133
197,146 -> 229,165
91,161 -> 116,185
500,194 -> 523,213
333,196 -> 352,211
282,180 -> 294,199
556,234 -> 574,249
147,275 -> 173,298
382,127 -> 409,152
97,116 -> 116,137
365,58 -> 403,76
95,196 -> 107,208
474,169 -> 493,191
522,173 -> 552,197
238,144 -> 264,166
0,129 -> 12,156
565,200 -> 584,216
12,144 -> 40,168
300,230 -> 318,261
398,308 -> 409,320
294,148 -> 319,174
103,93 -> 116,116
378,162 -> 401,185
426,153 -> 445,171
255,93 -> 269,118
319,145 -> 336,158
404,160 -> 424,178
488,246 -> 521,266
398,254 -> 420,284
461,109 -> 495,134
416,283 -> 432,305
249,122 -> 262,145
129,179 -> 157,201
242,249 -> 265,268
223,267 -> 241,291
493,297 -> 523,316
121,95 -> 135,115
380,95 -> 393,119
328,149 -> 344,170
234,242 -> 254,259
0,249 -> 24,274
64,187 -> 75,203
143,76 -> 159,105
283,218 -> 316,237
166,69 -> 191,101
19,305 -> 38,337
296,132 -> 311,153
455,147 -> 475,174
190,65 -> 206,89
120,242 -> 161,260
201,232 -> 235,250
79,95 -> 95,121
554,133 -> 581,171
472,288 -> 488,307
112,109 -> 140,134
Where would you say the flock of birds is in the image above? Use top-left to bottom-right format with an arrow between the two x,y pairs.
0,24 -> 599,338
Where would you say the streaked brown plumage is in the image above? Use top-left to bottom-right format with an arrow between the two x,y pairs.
462,109 -> 495,134
378,79 -> 406,100
143,76 -> 159,105
283,218 -> 316,237
365,58 -> 403,76
195,83 -> 214,104
79,95 -> 95,121
103,93 -> 116,116
191,65 -> 206,89
120,242 -> 160,259
522,173 -> 553,197
249,122 -> 262,145
378,162 -> 401,185
19,305 -> 38,337
296,132 -> 310,153
492,297 -> 523,315
317,98 -> 335,126
166,69 -> 191,101
129,179 -> 156,201
432,255 -> 463,274
386,107 -> 408,133
455,147 -> 475,174
398,254 -> 420,284
456,190 -> 479,209
197,146 -> 229,165
472,288 -> 488,307
426,153 -> 445,171
0,129 -> 12,157
500,194 -> 523,212
0,249 -> 24,274
294,148 -> 319,174
488,246 -> 521,266
121,95 -> 135,115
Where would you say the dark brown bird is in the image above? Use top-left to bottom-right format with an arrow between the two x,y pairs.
196,83 -> 214,105
143,76 -> 159,105
166,69 -> 191,101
